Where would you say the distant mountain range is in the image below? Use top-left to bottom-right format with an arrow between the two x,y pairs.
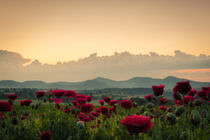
0,76 -> 209,90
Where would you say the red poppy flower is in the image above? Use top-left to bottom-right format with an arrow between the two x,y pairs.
159,105 -> 167,112
40,130 -> 52,140
109,107 -> 116,114
144,94 -> 153,101
120,115 -> 153,135
76,98 -> 87,105
152,85 -> 164,96
53,98 -> 62,104
99,100 -> 104,105
159,98 -> 168,104
7,94 -> 18,100
187,89 -> 197,97
173,81 -> 192,95
64,108 -> 71,113
72,100 -> 78,106
98,106 -> 108,115
83,117 -> 92,122
103,97 -> 111,103
202,87 -> 209,91
75,95 -> 87,99
174,100 -> 182,106
51,89 -> 64,98
79,113 -> 86,120
49,98 -> 53,103
120,100 -> 132,110
36,91 -> 45,98
71,106 -> 79,114
91,111 -> 100,117
89,114 -> 94,120
81,103 -> 94,113
23,100 -> 32,106
197,91 -> 208,100
95,108 -> 101,113
0,101 -> 13,112
20,100 -> 25,106
108,100 -> 118,106
87,96 -> 92,102
184,95 -> 195,104
194,99 -> 202,106
64,90 -> 77,98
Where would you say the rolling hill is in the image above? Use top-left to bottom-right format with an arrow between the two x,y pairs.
0,76 -> 209,90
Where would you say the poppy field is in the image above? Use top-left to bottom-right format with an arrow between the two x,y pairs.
0,81 -> 210,140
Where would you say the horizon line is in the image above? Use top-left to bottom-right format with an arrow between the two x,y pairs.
0,75 -> 209,83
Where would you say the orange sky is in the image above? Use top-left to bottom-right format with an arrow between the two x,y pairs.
0,0 -> 210,64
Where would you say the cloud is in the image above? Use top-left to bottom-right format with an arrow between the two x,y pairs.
0,50 -> 209,82
0,50 -> 30,65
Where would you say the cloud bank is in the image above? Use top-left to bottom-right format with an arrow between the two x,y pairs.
0,50 -> 209,82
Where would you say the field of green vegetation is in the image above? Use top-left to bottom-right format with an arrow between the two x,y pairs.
0,81 -> 209,140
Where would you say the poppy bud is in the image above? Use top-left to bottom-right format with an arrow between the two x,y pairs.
190,110 -> 201,125
146,103 -> 154,109
56,104 -> 60,109
144,111 -> 150,116
31,104 -> 35,109
166,113 -> 176,125
97,120 -> 101,124
160,115 -> 165,121
150,109 -> 154,113
180,131 -> 188,140
20,115 -> 26,120
157,95 -> 164,100
36,103 -> 40,109
24,111 -> 29,117
40,130 -> 52,140
194,99 -> 202,106
12,117 -> 18,125
159,98 -> 168,104
40,113 -> 45,118
201,119 -> 208,130
139,106 -> 145,114
201,110 -> 208,119
167,106 -> 175,112
8,99 -> 13,105
77,121 -> 85,129
189,101 -> 194,107
175,106 -> 185,117
133,102 -> 138,107
173,92 -> 182,100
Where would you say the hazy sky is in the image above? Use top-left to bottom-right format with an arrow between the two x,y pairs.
0,0 -> 210,64
0,0 -> 210,82
0,50 -> 209,82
